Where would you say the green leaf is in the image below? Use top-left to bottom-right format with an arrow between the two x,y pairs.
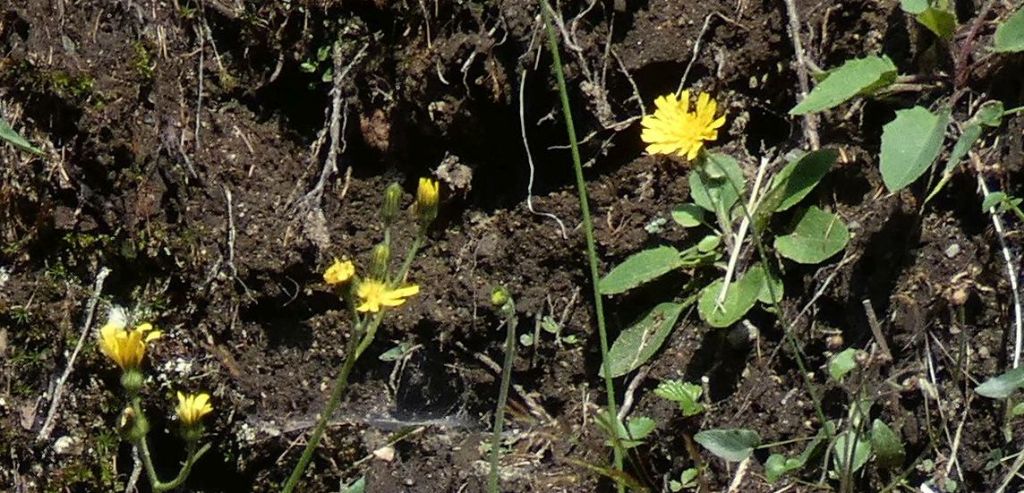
982,192 -> 1007,211
751,264 -> 784,305
603,415 -> 657,449
0,118 -> 44,156
975,367 -> 1024,399
654,380 -> 704,417
1011,402 -> 1024,417
774,206 -> 850,264
768,149 -> 838,213
994,6 -> 1024,53
671,468 -> 699,491
697,269 -> 762,328
765,454 -> 804,483
975,100 -> 1005,127
871,419 -> 906,469
694,428 -> 761,462
601,302 -> 687,378
925,123 -> 982,204
829,348 -> 859,382
900,0 -> 928,13
832,431 -> 872,474
790,56 -> 898,115
879,106 -> 950,192
342,477 -> 366,493
600,246 -> 684,295
691,153 -> 745,216
696,235 -> 721,253
916,7 -> 957,40
672,204 -> 706,228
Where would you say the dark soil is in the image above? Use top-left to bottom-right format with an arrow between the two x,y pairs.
1,0 -> 1022,492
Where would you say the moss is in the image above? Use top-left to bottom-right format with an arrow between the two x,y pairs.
46,70 -> 95,99
132,41 -> 155,79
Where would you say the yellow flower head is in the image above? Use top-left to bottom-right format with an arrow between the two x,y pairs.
175,392 -> 213,426
323,259 -> 356,285
98,320 -> 161,371
641,90 -> 726,160
356,280 -> 420,313
415,177 -> 440,224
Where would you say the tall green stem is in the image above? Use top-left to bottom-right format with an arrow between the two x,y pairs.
487,299 -> 518,493
539,1 -> 624,487
132,397 -> 211,492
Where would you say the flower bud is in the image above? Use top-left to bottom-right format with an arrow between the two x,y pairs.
414,178 -> 439,227
370,242 -> 390,280
381,182 -> 403,226
490,286 -> 510,308
126,412 -> 150,443
120,369 -> 145,395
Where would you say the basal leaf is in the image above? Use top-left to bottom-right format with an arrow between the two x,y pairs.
749,264 -> 784,304
694,428 -> 761,462
671,203 -> 706,228
790,56 -> 898,115
994,6 -> 1024,53
601,302 -> 687,378
833,432 -> 872,474
916,7 -> 957,39
697,269 -> 762,328
975,367 -> 1024,399
774,206 -> 850,264
880,106 -> 950,193
600,246 -> 684,295
691,153 -> 745,216
0,117 -> 44,156
761,149 -> 838,219
870,419 -> 906,469
765,454 -> 803,483
828,348 -> 859,382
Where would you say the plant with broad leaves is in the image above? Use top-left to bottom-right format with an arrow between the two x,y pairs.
654,380 -> 704,417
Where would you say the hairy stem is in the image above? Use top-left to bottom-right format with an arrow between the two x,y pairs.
487,299 -> 518,493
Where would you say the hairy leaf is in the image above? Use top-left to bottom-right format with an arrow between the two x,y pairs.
602,302 -> 687,378
790,56 -> 898,115
600,246 -> 684,295
774,206 -> 850,264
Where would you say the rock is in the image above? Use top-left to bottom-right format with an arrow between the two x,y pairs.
945,244 -> 961,258
53,436 -> 83,456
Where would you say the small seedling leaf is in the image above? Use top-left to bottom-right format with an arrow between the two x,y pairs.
832,431 -> 872,475
790,56 -> 898,115
672,204 -> 706,228
915,7 -> 957,39
925,123 -> 982,204
600,246 -> 684,295
670,468 -> 700,491
694,428 -> 761,462
602,415 -> 657,449
691,153 -> 745,215
765,454 -> 804,483
0,118 -> 44,156
698,269 -> 762,328
975,367 -> 1024,399
829,348 -> 859,382
774,206 -> 850,264
982,192 -> 1007,211
871,419 -> 906,469
696,235 -> 721,253
750,264 -> 784,305
341,477 -> 366,493
879,106 -> 950,193
975,100 -> 1006,127
654,380 -> 704,417
994,6 -> 1024,53
601,302 -> 687,377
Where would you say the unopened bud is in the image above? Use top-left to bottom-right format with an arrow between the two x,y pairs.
370,243 -> 390,279
126,412 -> 149,443
120,369 -> 145,395
414,177 -> 439,227
381,182 -> 402,226
490,286 -> 510,308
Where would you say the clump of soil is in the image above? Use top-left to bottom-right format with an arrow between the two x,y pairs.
1,0 -> 1022,492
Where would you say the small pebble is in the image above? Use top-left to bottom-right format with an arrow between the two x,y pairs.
53,436 -> 83,456
945,244 -> 961,258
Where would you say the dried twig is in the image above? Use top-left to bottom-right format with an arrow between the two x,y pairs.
716,156 -> 770,306
519,63 -> 568,240
782,0 -> 821,149
124,445 -> 142,493
617,365 -> 651,422
37,267 -> 110,442
862,298 -> 893,362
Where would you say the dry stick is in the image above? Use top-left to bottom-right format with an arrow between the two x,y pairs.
716,156 -> 770,307
726,456 -> 752,493
125,445 -> 142,493
616,365 -> 651,422
976,173 -> 1023,368
781,0 -> 821,150
862,298 -> 893,362
519,55 -> 568,239
37,267 -> 111,442
677,13 -> 717,93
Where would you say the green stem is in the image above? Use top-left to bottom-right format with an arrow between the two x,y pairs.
539,1 -> 625,488
132,397 -> 211,492
396,233 -> 424,284
487,301 -> 518,493
281,342 -> 363,493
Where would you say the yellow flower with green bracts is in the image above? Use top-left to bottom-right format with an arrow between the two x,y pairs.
98,320 -> 161,371
356,280 -> 420,313
175,392 -> 213,426
641,90 -> 726,160
414,177 -> 439,224
323,259 -> 356,285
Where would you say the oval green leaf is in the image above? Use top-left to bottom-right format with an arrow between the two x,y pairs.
694,428 -> 761,462
790,56 -> 898,115
880,106 -> 950,193
601,302 -> 686,378
975,367 -> 1024,399
870,419 -> 906,469
671,203 -> 706,228
995,6 -> 1024,53
600,246 -> 683,295
774,206 -> 850,264
697,269 -> 762,328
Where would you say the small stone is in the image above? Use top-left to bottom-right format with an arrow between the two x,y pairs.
373,445 -> 396,462
945,244 -> 961,258
53,436 -> 83,456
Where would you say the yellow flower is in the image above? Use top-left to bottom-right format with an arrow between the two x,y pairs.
415,177 -> 439,224
641,90 -> 726,160
323,259 -> 356,285
98,320 -> 161,371
175,392 -> 213,426
356,280 -> 420,313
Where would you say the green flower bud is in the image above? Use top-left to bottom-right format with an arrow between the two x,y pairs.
120,369 -> 145,395
490,286 -> 510,308
370,242 -> 390,280
381,182 -> 403,226
126,412 -> 150,443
